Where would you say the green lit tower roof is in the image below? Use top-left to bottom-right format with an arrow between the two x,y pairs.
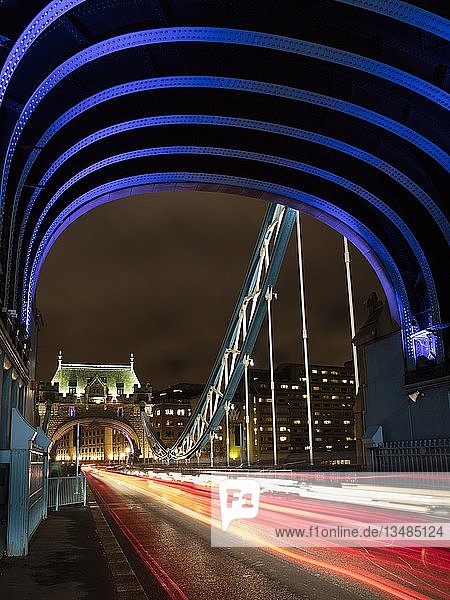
51,351 -> 141,397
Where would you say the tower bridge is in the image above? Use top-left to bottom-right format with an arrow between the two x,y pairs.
0,0 -> 448,556
37,353 -> 152,462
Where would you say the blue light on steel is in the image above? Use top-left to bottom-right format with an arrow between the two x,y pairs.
335,0 -> 450,41
1,0 -> 448,109
20,145 -> 440,335
23,171 -> 417,365
6,75 -> 449,305
8,112 -> 447,315
7,66 -> 448,309
411,329 -> 438,362
2,27 -> 449,207
16,115 -> 449,247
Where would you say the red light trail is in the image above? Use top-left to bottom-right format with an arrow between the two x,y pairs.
86,469 -> 450,600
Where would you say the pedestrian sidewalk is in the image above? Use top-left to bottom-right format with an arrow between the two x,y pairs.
0,495 -> 147,600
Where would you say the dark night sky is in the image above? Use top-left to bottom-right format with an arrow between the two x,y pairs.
35,192 -> 384,389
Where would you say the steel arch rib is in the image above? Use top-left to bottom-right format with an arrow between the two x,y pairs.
2,26 -> 449,206
24,172 -> 415,367
6,76 -> 449,303
9,113 -> 447,313
20,144 -> 441,333
335,0 -> 450,40
1,0 -> 448,108
17,115 -> 447,241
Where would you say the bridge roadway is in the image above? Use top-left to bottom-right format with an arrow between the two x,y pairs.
86,469 -> 450,600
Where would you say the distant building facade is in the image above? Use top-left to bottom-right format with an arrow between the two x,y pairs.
150,363 -> 356,466
234,362 -> 357,466
149,383 -> 202,445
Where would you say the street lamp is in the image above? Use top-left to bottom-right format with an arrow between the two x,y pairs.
242,355 -> 254,466
295,212 -> 314,467
265,287 -> 278,466
224,401 -> 231,467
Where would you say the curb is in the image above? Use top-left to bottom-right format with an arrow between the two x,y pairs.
88,490 -> 148,600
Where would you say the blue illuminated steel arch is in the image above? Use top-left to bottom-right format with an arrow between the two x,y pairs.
2,26 -> 450,207
9,114 -> 448,316
6,75 -> 449,293
8,74 -> 449,306
17,115 -> 449,245
10,76 -> 450,182
1,0 -> 448,108
20,145 -> 440,341
24,171 -> 420,368
335,0 -> 450,40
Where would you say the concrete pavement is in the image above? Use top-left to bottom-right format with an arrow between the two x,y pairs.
0,491 -> 147,600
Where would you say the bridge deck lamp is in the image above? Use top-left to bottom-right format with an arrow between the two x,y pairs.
295,212 -> 314,467
242,355 -> 254,466
265,287 -> 278,466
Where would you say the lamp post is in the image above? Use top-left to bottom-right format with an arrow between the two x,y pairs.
210,432 -> 214,467
242,355 -> 254,466
75,423 -> 80,476
265,287 -> 278,466
224,401 -> 230,467
343,237 -> 360,395
295,212 -> 314,467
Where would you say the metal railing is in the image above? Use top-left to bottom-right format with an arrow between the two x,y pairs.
371,439 -> 450,473
28,446 -> 46,537
47,474 -> 87,510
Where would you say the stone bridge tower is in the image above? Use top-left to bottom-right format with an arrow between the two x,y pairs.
36,353 -> 152,462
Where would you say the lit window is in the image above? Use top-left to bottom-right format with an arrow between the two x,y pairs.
312,369 -> 318,374
280,436 -> 287,442
326,445 -> 333,449
280,384 -> 288,389
176,409 -> 185,416
165,409 -> 174,415
280,426 -> 287,432
324,420 -> 331,424
343,420 -> 351,425
321,370 -> 328,375
313,386 -> 320,391
342,379 -> 348,384
293,420 -> 301,424
322,378 -> 328,383
292,385 -> 299,390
